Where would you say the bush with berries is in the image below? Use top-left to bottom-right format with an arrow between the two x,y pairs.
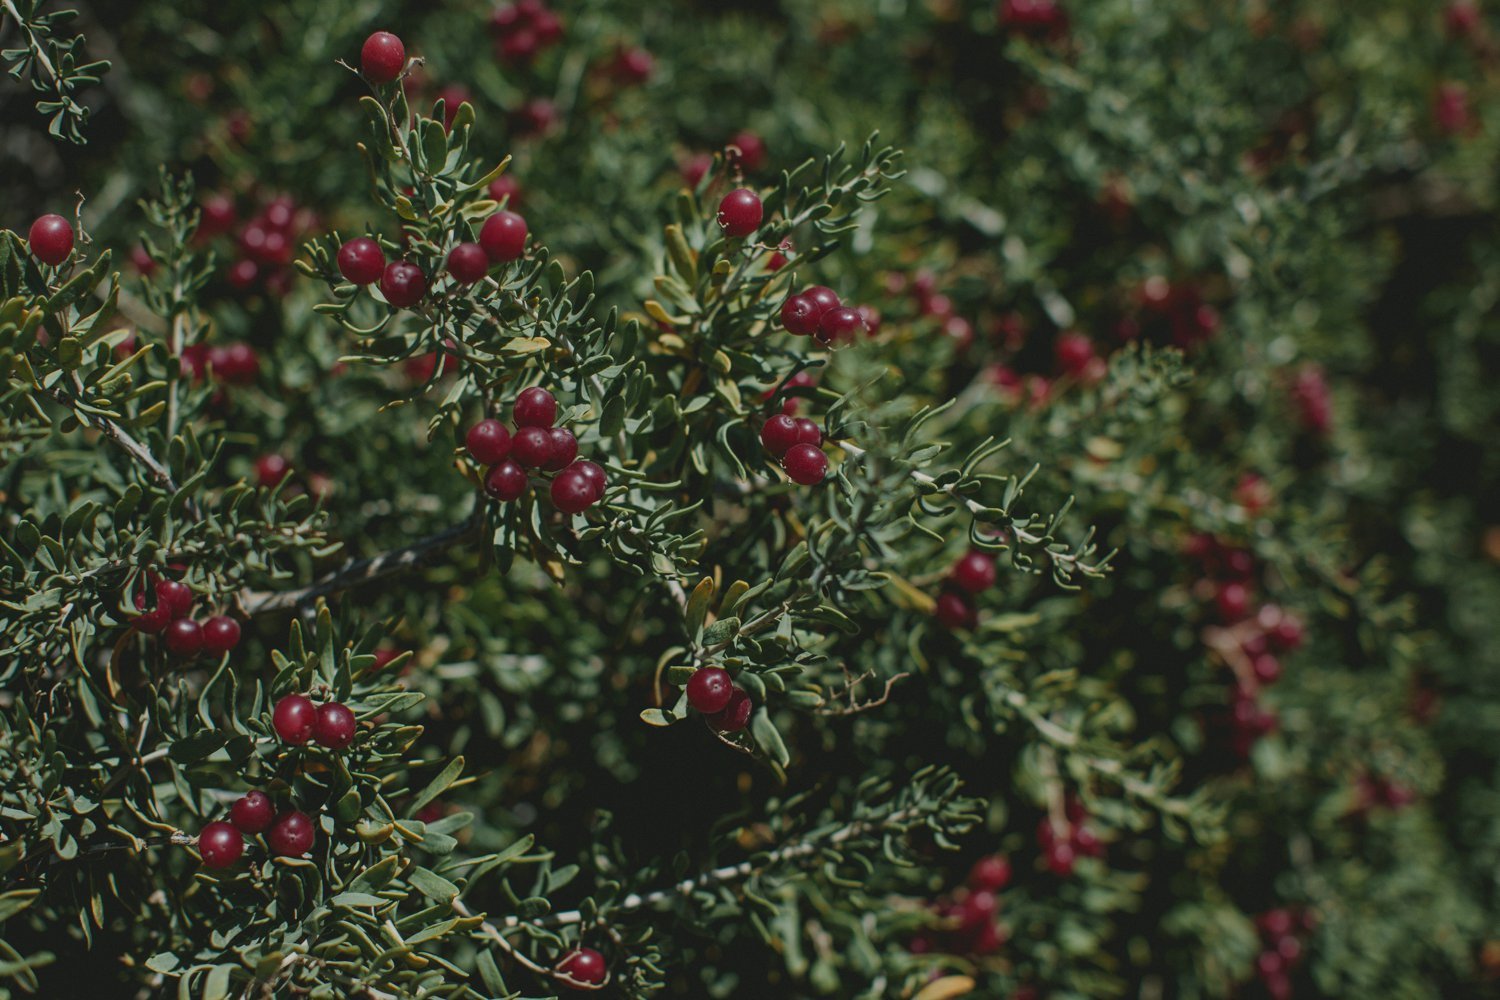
3,1 -> 1499,998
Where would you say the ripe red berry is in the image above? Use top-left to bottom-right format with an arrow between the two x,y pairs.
268,810 -> 316,857
730,129 -> 767,172
959,889 -> 999,927
488,174 -> 522,206
272,694 -> 318,745
202,615 -> 242,654
201,195 -> 237,236
1045,841 -> 1076,876
780,294 -> 821,336
817,307 -> 864,344
760,414 -> 800,457
156,579 -> 193,619
1071,824 -> 1103,858
314,702 -> 357,750
1215,581 -> 1250,621
1446,1 -> 1481,37
1268,614 -> 1303,651
952,551 -> 997,594
550,466 -> 598,514
934,591 -> 976,629
28,214 -> 74,266
484,459 -> 529,501
361,31 -> 407,84
970,854 -> 1012,891
512,386 -> 557,427
479,210 -> 528,262
132,597 -> 171,634
709,688 -> 753,732
229,791 -> 275,834
557,947 -> 607,986
511,426 -> 555,468
613,46 -> 655,84
782,443 -> 827,485
717,188 -> 763,238
467,419 -> 512,465
255,453 -> 290,487
686,667 -> 734,714
380,261 -> 427,308
541,428 -> 579,471
1252,653 -> 1283,686
572,460 -> 607,501
164,618 -> 204,657
1055,331 -> 1096,376
227,258 -> 258,289
198,821 -> 244,869
210,342 -> 260,386
792,418 -> 821,447
446,242 -> 490,285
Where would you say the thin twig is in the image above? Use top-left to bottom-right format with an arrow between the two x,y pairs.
40,383 -> 177,488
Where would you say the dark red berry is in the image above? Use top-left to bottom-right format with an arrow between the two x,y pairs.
484,460 -> 528,501
164,618 -> 204,657
686,667 -> 734,714
959,890 -> 999,928
1055,331 -> 1096,375
227,258 -> 258,289
760,414 -> 800,457
132,596 -> 171,634
314,702 -> 357,750
201,195 -> 237,236
934,591 -> 976,629
612,46 -> 654,84
467,419 -> 512,465
361,31 -> 407,84
1252,653 -> 1282,685
268,810 -> 315,857
255,453 -> 290,487
380,261 -> 427,308
557,947 -> 607,986
780,294 -> 821,336
488,174 -> 522,206
28,214 -> 74,266
802,285 -> 841,316
512,386 -> 557,427
202,615 -> 241,654
156,579 -> 193,619
479,211 -> 528,262
782,443 -> 827,485
511,426 -> 555,468
337,237 -> 385,285
817,306 -> 863,343
543,428 -> 579,471
272,694 -> 318,745
717,188 -> 763,238
210,342 -> 260,386
1045,841 -> 1076,876
1071,825 -> 1103,858
709,689 -> 753,732
572,460 -> 607,501
550,466 -> 597,514
730,130 -> 767,172
1215,581 -> 1250,621
970,854 -> 1012,891
792,418 -> 821,447
952,551 -> 997,593
229,791 -> 274,834
198,821 -> 243,869
446,242 -> 490,285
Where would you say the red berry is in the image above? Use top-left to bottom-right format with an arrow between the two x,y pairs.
952,551 -> 997,593
1269,614 -> 1303,651
361,31 -> 407,84
156,579 -> 193,619
484,460 -> 529,501
1045,841 -> 1076,876
202,615 -> 241,654
760,414 -> 800,457
1055,331 -> 1096,376
255,453 -> 290,487
467,419 -> 513,465
572,460 -> 607,501
550,466 -> 597,514
543,428 -> 579,471
227,258 -> 259,289
973,919 -> 1007,955
314,702 -> 357,750
782,443 -> 827,485
686,667 -> 734,714
709,688 -> 753,732
380,261 -> 427,308
201,195 -> 237,236
858,305 -> 882,336
1256,909 -> 1295,940
959,889 -> 999,928
268,810 -> 316,857
1446,1 -> 1481,37
1252,653 -> 1282,685
198,821 -> 243,869
273,694 -> 318,745
970,854 -> 1012,891
132,598 -> 171,634
1215,581 -> 1250,621
446,242 -> 490,285
488,174 -> 522,206
557,947 -> 607,986
479,211 -> 528,262
28,214 -> 74,266
934,591 -> 976,629
780,294 -> 821,336
511,426 -> 555,468
164,618 -> 204,657
803,285 -> 841,317
210,342 -> 260,386
730,130 -> 767,172
613,46 -> 655,84
791,418 -> 821,447
513,386 -> 558,428
229,791 -> 274,834
817,306 -> 864,343
717,188 -> 763,238
681,153 -> 712,188
1071,825 -> 1103,858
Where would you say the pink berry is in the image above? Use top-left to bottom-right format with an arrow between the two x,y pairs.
466,420 -> 512,465
361,31 -> 407,84
28,214 -> 74,266
717,188 -> 763,238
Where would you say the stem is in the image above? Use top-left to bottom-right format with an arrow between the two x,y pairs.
2,0 -> 59,84
40,384 -> 177,489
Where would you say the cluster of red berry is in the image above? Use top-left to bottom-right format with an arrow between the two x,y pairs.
251,453 -> 333,503
1252,908 -> 1315,1000
1118,275 -> 1222,351
911,854 -> 1012,958
26,213 -> 74,266
683,667 -> 754,733
197,791 -> 317,869
177,339 -> 261,388
1036,797 -> 1104,877
886,268 -> 972,349
273,693 -> 358,750
130,574 -> 241,658
607,46 -> 655,86
763,370 -> 818,417
758,413 -> 829,486
467,387 -> 608,514
998,0 -> 1069,37
207,193 -> 315,296
489,1 -> 564,65
779,284 -> 872,345
1350,772 -> 1417,817
335,208 -> 528,309
934,549 -> 997,630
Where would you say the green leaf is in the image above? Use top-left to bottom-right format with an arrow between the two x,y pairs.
409,756 -> 464,814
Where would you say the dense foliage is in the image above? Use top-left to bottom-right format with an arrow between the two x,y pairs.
3,1 -> 1499,997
